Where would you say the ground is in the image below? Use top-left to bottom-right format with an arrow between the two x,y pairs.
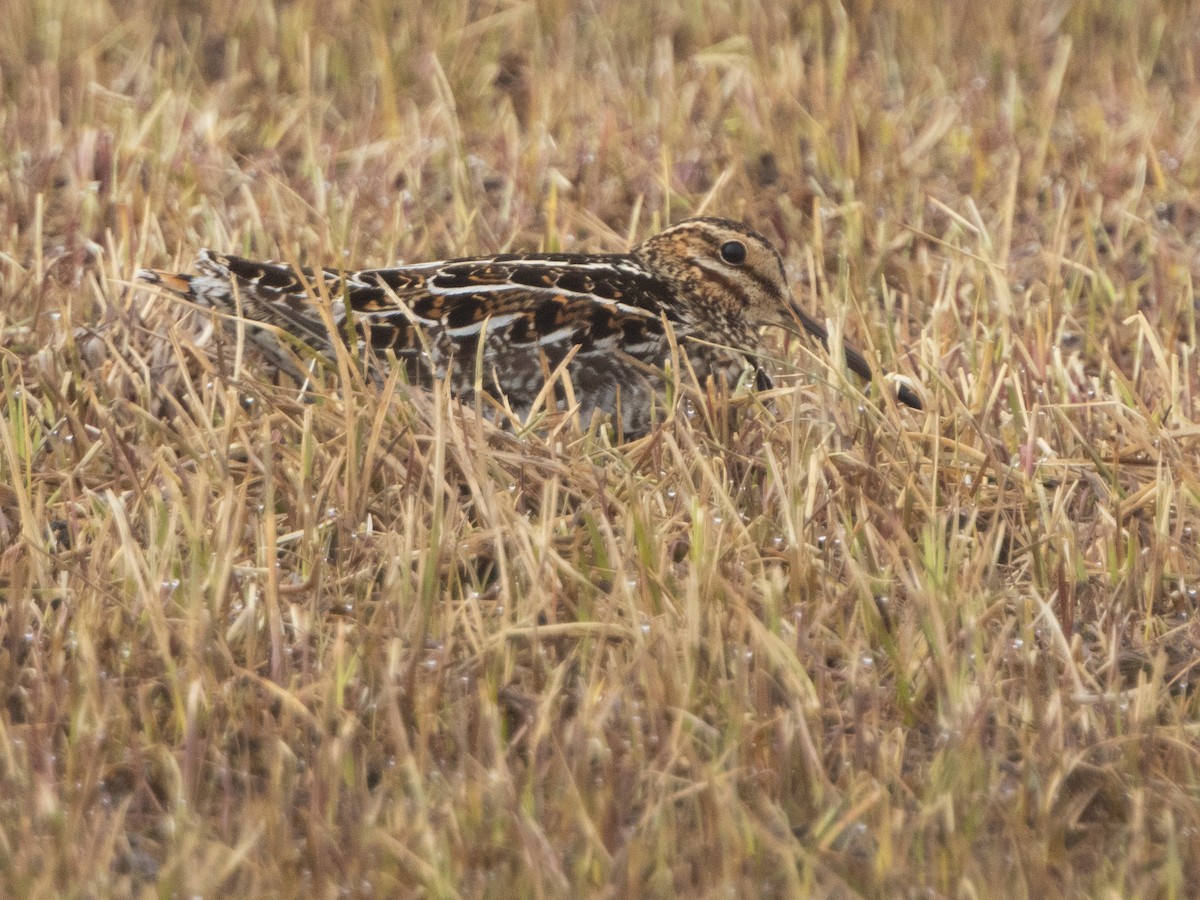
1,0 -> 1199,896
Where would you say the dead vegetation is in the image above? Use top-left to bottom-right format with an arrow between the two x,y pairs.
1,0 -> 1199,895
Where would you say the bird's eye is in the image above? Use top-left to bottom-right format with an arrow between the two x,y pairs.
719,240 -> 747,265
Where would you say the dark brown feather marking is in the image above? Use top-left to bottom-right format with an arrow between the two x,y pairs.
136,216 -> 924,439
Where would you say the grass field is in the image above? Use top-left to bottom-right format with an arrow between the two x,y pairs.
2,0 -> 1199,895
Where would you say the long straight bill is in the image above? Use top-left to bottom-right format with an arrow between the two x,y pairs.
787,300 -> 923,410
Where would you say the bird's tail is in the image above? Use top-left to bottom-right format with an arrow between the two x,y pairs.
136,253 -> 337,382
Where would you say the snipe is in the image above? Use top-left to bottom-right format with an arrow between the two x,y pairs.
138,217 -> 922,435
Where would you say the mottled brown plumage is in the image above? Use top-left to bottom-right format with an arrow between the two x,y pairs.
137,217 -> 921,434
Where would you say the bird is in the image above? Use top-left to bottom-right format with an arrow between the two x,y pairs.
137,217 -> 922,436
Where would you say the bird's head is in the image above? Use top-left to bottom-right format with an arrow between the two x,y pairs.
633,217 -> 796,330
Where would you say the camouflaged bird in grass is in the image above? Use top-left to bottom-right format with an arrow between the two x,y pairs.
138,217 -> 923,435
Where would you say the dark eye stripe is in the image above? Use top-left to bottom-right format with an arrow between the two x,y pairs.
698,267 -> 755,308
681,229 -> 784,300
702,254 -> 781,302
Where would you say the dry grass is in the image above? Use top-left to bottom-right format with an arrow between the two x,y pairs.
2,0 -> 1200,895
